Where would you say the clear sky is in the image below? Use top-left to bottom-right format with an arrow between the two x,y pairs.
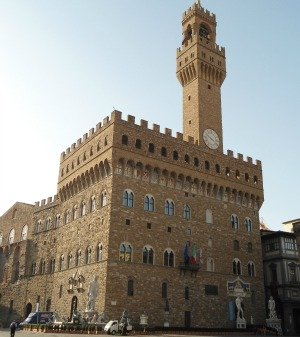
0,0 -> 299,231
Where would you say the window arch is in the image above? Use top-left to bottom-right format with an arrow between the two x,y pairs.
248,261 -> 255,277
173,151 -> 178,160
207,257 -> 215,272
194,157 -> 199,167
183,205 -> 191,220
142,246 -> 154,265
75,250 -> 81,267
247,242 -> 253,253
91,196 -> 96,212
199,23 -> 210,39
45,217 -> 52,230
21,225 -> 28,241
231,214 -> 239,229
100,191 -> 107,207
206,209 -> 213,224
59,255 -> 64,271
55,214 -> 61,227
215,164 -> 220,173
73,206 -> 78,220
122,134 -> 128,145
67,253 -> 72,269
245,217 -> 253,232
144,195 -> 155,212
81,202 -> 86,216
233,258 -> 242,275
85,246 -> 92,264
119,243 -> 132,262
148,143 -> 155,153
65,210 -> 70,224
123,190 -> 134,208
135,139 -> 142,149
164,249 -> 174,267
233,240 -> 240,251
205,160 -> 210,170
0,233 -> 3,246
40,259 -> 46,274
164,199 -> 175,216
184,154 -> 190,163
9,229 -> 15,244
161,147 -> 167,157
96,243 -> 103,262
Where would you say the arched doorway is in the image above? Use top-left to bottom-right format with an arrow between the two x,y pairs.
70,296 -> 78,321
25,303 -> 32,318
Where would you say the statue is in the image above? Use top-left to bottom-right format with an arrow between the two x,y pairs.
235,296 -> 244,320
86,276 -> 99,311
268,296 -> 277,319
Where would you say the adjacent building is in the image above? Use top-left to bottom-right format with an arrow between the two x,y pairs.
0,1 -> 266,328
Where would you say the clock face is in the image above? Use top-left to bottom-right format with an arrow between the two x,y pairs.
203,129 -> 220,149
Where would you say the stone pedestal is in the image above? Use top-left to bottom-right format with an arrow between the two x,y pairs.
236,317 -> 246,329
85,310 -> 98,323
266,318 -> 282,335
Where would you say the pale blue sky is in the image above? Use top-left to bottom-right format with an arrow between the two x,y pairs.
0,0 -> 299,230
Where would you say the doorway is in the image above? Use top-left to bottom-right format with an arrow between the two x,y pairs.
184,311 -> 191,328
70,296 -> 78,321
25,303 -> 32,318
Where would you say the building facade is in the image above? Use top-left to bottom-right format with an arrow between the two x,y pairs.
261,223 -> 300,335
0,1 -> 266,328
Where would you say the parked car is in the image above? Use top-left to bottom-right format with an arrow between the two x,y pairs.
18,312 -> 53,329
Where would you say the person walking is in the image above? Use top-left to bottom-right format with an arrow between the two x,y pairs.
9,321 -> 17,337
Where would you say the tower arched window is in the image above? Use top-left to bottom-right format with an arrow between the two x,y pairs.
183,205 -> 191,220
73,206 -> 78,220
164,199 -> 175,216
205,161 -> 210,170
135,139 -> 142,149
144,195 -> 155,212
233,258 -> 242,275
119,243 -> 132,262
9,229 -> 15,244
96,243 -> 103,262
233,240 -> 240,251
142,246 -> 154,265
81,202 -> 86,216
123,190 -> 134,208
248,261 -> 255,277
173,151 -> 178,160
206,209 -> 213,224
40,260 -> 46,274
247,242 -> 253,253
122,135 -> 128,145
55,214 -> 61,227
75,250 -> 81,267
231,214 -> 239,229
21,225 -> 28,241
161,147 -> 167,157
245,217 -> 253,232
164,249 -> 174,267
199,23 -> 210,39
59,255 -> 64,271
0,233 -> 3,246
67,253 -> 72,269
85,246 -> 92,264
45,217 -> 52,230
148,143 -> 155,153
194,157 -> 199,167
91,196 -> 96,212
184,154 -> 190,163
101,191 -> 107,207
127,279 -> 134,296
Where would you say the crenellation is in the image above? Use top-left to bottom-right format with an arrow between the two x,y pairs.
227,150 -> 234,157
89,128 -> 94,137
127,115 -> 135,124
83,133 -> 88,141
66,147 -> 71,154
96,122 -> 102,130
237,153 -> 244,161
140,119 -> 148,129
47,197 -> 52,204
35,201 -> 40,207
188,135 -> 194,144
41,199 -> 46,206
71,143 -> 76,150
77,138 -> 82,147
165,128 -> 172,136
256,159 -> 262,167
111,109 -> 122,121
61,152 -> 66,160
176,132 -> 183,140
247,156 -> 253,164
153,124 -> 160,132
103,116 -> 109,125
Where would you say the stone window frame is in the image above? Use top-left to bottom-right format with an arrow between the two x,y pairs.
122,189 -> 134,208
205,209 -> 213,224
119,242 -> 133,262
96,243 -> 103,262
0,233 -> 3,245
233,240 -> 240,251
231,214 -> 239,229
233,258 -> 242,275
207,257 -> 215,272
85,246 -> 92,264
55,214 -> 61,227
144,194 -> 155,212
142,245 -> 154,265
164,199 -> 175,216
127,278 -> 134,296
75,249 -> 81,267
59,255 -> 65,271
45,217 -> 52,230
80,201 -> 87,216
100,191 -> 108,207
20,225 -> 28,241
245,217 -> 253,232
163,248 -> 175,267
8,228 -> 15,244
40,259 -> 46,274
73,205 -> 78,220
91,196 -> 96,212
67,252 -> 73,269
183,204 -> 191,220
247,261 -> 255,277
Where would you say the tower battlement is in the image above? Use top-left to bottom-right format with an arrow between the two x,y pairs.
34,194 -> 59,211
182,1 -> 216,24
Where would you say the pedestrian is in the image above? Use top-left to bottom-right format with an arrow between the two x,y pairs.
9,321 -> 17,337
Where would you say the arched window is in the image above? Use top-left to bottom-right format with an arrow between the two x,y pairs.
233,240 -> 240,251
73,206 -> 78,220
45,218 -> 52,230
65,210 -> 70,224
231,214 -> 239,229
31,262 -> 37,275
245,217 -> 253,232
67,253 -> 72,269
9,229 -> 15,244
49,259 -> 55,273
225,167 -> 230,176
233,258 -> 242,275
247,242 -> 253,253
207,258 -> 214,272
164,249 -> 174,267
96,243 -> 103,262
144,195 -> 155,212
164,199 -> 175,216
122,134 -> 128,145
55,214 -> 61,227
248,262 -> 255,277
183,205 -> 191,220
205,161 -> 210,170
199,23 -> 210,39
148,143 -> 155,153
206,209 -> 213,224
161,147 -> 167,157
123,190 -> 134,208
194,157 -> 199,167
127,279 -> 134,296
75,250 -> 81,267
173,151 -> 178,160
162,282 -> 168,299
85,247 -> 92,264
59,255 -> 64,271
142,246 -> 154,265
184,154 -> 190,163
91,196 -> 96,212
135,139 -> 142,149
215,164 -> 220,173
21,225 -> 28,241
40,260 -> 46,274
119,243 -> 132,262
81,202 -> 86,216
101,191 -> 107,207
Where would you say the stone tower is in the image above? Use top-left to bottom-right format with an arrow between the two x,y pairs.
176,1 -> 226,152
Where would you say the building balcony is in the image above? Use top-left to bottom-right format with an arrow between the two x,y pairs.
179,262 -> 200,276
